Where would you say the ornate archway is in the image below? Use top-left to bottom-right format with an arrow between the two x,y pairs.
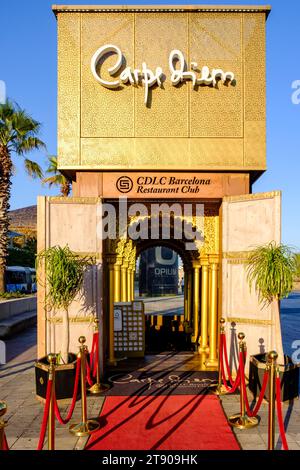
103,201 -> 220,369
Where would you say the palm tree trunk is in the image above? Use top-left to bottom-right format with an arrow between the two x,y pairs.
61,181 -> 71,197
61,308 -> 70,364
0,145 -> 12,294
274,296 -> 285,365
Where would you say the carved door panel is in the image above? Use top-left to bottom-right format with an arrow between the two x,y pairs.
221,191 -> 281,364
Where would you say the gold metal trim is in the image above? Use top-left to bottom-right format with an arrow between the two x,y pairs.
47,196 -> 102,204
223,191 -> 281,203
52,5 -> 271,15
223,251 -> 252,264
223,251 -> 252,259
227,317 -> 273,326
73,252 -> 101,259
46,316 -> 95,324
227,259 -> 248,265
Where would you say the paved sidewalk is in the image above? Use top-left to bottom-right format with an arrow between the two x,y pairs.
1,322 -> 299,450
221,391 -> 300,450
0,326 -> 104,450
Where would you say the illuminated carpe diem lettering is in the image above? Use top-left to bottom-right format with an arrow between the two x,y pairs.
91,44 -> 235,105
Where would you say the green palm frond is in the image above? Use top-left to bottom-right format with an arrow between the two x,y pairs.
45,155 -> 59,174
42,174 -> 65,187
43,155 -> 71,196
24,158 -> 44,179
0,101 -> 45,149
246,242 -> 298,305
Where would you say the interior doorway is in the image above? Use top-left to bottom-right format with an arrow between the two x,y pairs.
135,245 -> 190,353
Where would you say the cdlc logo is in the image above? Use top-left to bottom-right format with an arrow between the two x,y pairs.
116,176 -> 133,193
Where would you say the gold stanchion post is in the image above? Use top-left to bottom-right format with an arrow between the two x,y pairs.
69,336 -> 100,437
228,333 -> 259,429
212,318 -> 228,395
48,354 -> 56,450
267,350 -> 278,450
0,401 -> 7,450
89,318 -> 110,395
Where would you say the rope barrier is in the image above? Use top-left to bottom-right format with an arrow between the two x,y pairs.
93,332 -> 99,378
222,333 -> 235,386
54,357 -> 81,425
86,332 -> 99,385
86,355 -> 94,387
88,331 -> 97,374
275,374 -> 289,451
239,350 -> 269,418
69,336 -> 100,436
37,377 -> 52,450
2,433 -> 9,450
220,333 -> 241,393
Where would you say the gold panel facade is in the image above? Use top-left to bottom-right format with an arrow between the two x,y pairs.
54,6 -> 269,172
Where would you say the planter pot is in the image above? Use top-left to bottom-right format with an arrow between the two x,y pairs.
249,353 -> 300,402
35,353 -> 80,404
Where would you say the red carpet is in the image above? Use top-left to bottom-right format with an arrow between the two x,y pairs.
86,394 -> 240,450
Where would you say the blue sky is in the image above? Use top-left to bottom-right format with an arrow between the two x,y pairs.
1,0 -> 299,247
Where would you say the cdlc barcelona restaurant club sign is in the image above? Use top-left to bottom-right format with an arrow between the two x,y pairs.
91,44 -> 236,105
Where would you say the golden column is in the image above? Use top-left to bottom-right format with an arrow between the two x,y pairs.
122,241 -> 132,303
199,255 -> 209,354
129,248 -> 136,301
114,261 -> 122,302
106,238 -> 126,365
186,270 -> 192,324
183,271 -> 189,322
206,255 -> 219,367
131,267 -> 135,300
191,261 -> 200,344
107,257 -> 116,365
121,262 -> 128,302
127,266 -> 132,302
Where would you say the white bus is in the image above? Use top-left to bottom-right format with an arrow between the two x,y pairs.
5,266 -> 36,293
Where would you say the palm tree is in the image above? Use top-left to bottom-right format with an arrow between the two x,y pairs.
42,155 -> 71,197
246,242 -> 298,365
0,101 -> 45,293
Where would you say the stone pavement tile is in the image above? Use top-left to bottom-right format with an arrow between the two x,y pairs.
47,437 -> 77,451
74,436 -> 89,450
10,437 -> 39,450
285,442 -> 300,450
235,434 -> 265,445
242,443 -> 266,450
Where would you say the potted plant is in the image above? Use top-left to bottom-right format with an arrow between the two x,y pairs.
246,242 -> 300,401
35,245 -> 94,401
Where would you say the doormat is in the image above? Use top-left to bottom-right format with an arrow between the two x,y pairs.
86,394 -> 240,450
103,370 -> 218,396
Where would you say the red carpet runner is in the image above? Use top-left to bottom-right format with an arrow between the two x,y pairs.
86,394 -> 240,450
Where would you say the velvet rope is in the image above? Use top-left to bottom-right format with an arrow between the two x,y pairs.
2,432 -> 9,450
222,334 -> 235,386
220,334 -> 241,393
86,355 -> 94,387
239,351 -> 269,417
93,333 -> 99,378
88,332 -> 97,371
276,376 -> 289,451
53,357 -> 81,425
37,377 -> 53,451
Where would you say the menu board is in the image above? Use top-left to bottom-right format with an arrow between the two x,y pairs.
114,301 -> 145,357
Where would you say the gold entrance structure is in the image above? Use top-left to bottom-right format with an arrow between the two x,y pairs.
36,6 -> 282,375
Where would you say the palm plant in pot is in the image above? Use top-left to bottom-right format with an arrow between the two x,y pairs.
35,245 -> 94,401
246,242 -> 299,401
